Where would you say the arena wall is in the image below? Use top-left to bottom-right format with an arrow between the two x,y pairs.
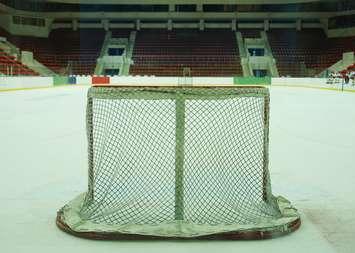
0,76 -> 354,92
271,78 -> 327,87
0,76 -> 53,90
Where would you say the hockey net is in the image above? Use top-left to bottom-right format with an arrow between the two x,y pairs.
57,85 -> 300,239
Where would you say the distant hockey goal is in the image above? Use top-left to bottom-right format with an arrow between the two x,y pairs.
57,85 -> 300,239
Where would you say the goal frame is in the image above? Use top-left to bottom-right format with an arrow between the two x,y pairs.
56,84 -> 301,240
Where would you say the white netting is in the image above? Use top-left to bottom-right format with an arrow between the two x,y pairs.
57,86 -> 300,238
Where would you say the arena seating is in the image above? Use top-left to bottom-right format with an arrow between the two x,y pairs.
1,27 -> 354,77
267,29 -> 355,76
130,29 -> 243,76
267,29 -> 324,76
0,49 -> 38,76
0,28 -> 105,75
48,29 -> 105,75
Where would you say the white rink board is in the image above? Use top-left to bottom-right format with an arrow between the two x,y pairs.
110,76 -> 180,85
110,76 -> 234,86
0,76 -> 53,90
1,76 -> 354,91
76,76 -> 92,85
272,78 -> 328,87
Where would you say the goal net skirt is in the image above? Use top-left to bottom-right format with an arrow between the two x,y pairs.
57,86 -> 300,240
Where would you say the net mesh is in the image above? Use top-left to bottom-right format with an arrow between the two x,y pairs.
58,86 -> 300,238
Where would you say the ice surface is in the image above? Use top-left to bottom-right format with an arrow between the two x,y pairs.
0,85 -> 354,252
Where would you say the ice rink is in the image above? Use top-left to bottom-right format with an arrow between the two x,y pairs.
0,85 -> 354,253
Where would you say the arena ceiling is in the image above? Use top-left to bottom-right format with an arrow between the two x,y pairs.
34,0 -> 342,4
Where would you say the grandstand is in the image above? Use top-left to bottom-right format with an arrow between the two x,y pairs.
1,26 -> 354,77
0,48 -> 38,75
130,29 -> 243,76
267,29 -> 355,77
0,28 -> 105,75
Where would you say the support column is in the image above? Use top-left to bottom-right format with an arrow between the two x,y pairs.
296,19 -> 302,31
197,4 -> 203,12
168,19 -> 173,31
136,20 -> 141,31
72,19 -> 78,31
102,19 -> 109,31
232,19 -> 237,31
320,18 -> 329,33
199,19 -> 205,31
264,20 -> 270,31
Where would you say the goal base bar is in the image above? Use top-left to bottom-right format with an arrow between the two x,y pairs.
56,211 -> 301,240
